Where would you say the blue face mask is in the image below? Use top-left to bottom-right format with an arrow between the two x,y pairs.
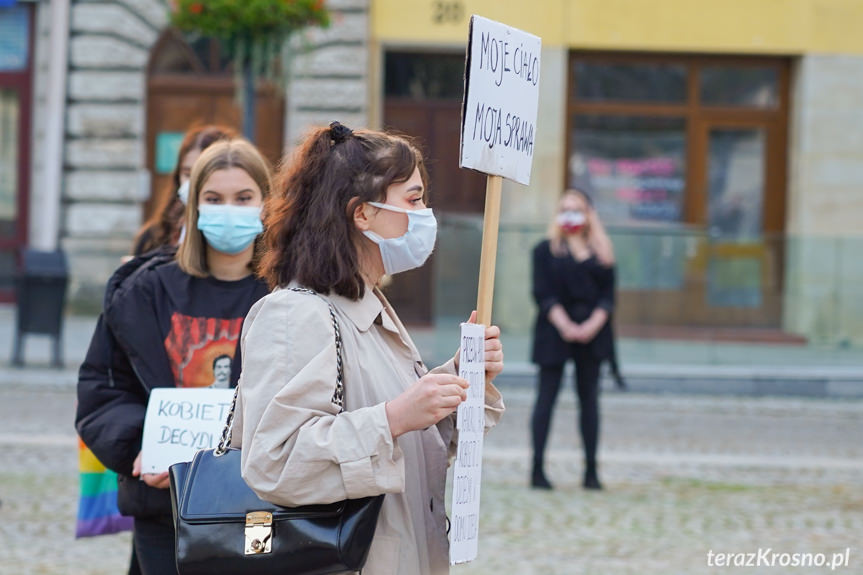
197,205 -> 263,255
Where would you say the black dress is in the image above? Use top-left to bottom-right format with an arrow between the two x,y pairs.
530,239 -> 616,366
528,238 -> 616,488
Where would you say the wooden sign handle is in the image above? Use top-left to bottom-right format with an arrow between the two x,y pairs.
476,175 -> 503,326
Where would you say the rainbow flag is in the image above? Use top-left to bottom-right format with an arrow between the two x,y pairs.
76,437 -> 134,538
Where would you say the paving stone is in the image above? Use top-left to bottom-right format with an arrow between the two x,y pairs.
1,387 -> 861,574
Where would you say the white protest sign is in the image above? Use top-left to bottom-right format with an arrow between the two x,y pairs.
460,15 -> 542,185
140,388 -> 234,474
450,322 -> 486,565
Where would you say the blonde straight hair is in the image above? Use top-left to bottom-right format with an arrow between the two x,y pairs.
176,139 -> 273,278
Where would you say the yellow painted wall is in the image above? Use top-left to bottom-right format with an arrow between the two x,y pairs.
373,0 -> 863,54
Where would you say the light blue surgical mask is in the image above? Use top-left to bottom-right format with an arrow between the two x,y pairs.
197,205 -> 263,255
362,201 -> 437,275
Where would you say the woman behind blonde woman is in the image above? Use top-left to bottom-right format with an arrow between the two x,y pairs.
133,124 -> 236,256
232,122 -> 505,574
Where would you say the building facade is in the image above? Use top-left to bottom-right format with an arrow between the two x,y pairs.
4,0 -> 863,345
369,0 -> 863,346
5,0 -> 370,310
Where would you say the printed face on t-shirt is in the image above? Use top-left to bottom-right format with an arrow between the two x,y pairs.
164,312 -> 243,388
211,355 -> 232,388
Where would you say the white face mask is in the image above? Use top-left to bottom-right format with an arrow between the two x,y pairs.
362,201 -> 437,276
177,180 -> 191,205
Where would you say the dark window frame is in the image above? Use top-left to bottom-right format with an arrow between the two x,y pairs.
566,51 -> 791,234
0,3 -> 34,301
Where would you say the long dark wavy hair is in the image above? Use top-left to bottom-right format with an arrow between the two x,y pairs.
260,123 -> 428,300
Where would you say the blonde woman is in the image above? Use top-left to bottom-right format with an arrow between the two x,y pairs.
76,139 -> 272,575
530,187 -> 615,490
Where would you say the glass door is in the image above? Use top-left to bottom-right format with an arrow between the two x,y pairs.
691,122 -> 782,326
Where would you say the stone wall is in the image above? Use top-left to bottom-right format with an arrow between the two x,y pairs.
285,0 -> 370,149
62,0 -> 164,307
61,0 -> 371,309
783,54 -> 863,345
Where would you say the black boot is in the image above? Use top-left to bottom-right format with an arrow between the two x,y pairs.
531,465 -> 553,490
583,467 -> 603,490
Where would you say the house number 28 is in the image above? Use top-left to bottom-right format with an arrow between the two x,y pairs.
432,1 -> 464,24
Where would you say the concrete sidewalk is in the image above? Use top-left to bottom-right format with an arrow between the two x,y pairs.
2,304 -> 862,397
3,384 -> 863,574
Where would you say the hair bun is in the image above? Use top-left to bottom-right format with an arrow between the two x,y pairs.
329,121 -> 353,144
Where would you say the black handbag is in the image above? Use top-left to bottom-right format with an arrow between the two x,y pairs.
169,288 -> 385,574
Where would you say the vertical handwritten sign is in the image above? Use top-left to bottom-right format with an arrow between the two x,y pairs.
140,388 -> 234,474
460,15 -> 542,185
450,322 -> 486,565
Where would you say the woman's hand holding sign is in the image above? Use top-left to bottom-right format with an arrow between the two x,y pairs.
455,310 -> 504,381
386,311 -> 504,439
132,451 -> 170,489
386,374 -> 469,438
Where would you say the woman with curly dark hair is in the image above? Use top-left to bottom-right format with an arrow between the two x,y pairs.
233,122 -> 506,574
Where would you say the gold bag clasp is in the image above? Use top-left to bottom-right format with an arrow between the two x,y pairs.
244,511 -> 273,555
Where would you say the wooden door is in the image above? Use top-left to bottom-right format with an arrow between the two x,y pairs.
145,31 -> 284,218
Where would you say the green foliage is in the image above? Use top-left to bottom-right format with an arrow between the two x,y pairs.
169,0 -> 331,120
171,0 -> 329,44
170,0 -> 330,69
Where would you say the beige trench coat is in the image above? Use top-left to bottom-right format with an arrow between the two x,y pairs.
232,285 -> 505,575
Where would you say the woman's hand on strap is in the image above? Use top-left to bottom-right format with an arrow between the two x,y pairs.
453,311 -> 505,382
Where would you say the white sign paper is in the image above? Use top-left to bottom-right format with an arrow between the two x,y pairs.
450,322 -> 486,565
140,388 -> 234,474
460,15 -> 542,185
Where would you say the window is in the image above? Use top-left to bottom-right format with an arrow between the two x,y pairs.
570,115 -> 687,225
384,52 -> 465,100
567,53 -> 790,327
573,61 -> 687,103
700,66 -> 778,108
567,54 -> 788,231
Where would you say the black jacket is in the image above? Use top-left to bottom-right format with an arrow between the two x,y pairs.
75,249 -> 268,517
530,239 -> 616,366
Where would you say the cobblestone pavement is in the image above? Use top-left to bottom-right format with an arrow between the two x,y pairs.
1,385 -> 862,574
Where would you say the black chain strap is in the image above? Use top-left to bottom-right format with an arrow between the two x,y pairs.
215,287 -> 345,456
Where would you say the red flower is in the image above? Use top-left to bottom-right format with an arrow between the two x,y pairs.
189,2 -> 204,14
313,0 -> 325,11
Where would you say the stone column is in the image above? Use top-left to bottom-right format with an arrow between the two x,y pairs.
62,0 -> 166,308
285,0 -> 370,151
784,54 -> 863,345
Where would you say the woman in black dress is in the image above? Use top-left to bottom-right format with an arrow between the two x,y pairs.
530,188 -> 616,490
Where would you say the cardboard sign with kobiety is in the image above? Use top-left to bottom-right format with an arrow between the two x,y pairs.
449,322 -> 486,565
140,388 -> 234,474
459,15 -> 542,185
